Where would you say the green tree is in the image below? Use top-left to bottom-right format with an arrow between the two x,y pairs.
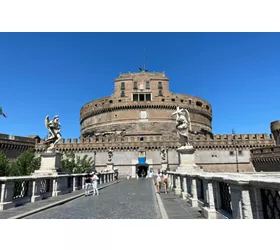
9,149 -> 41,176
0,152 -> 10,176
61,153 -> 94,173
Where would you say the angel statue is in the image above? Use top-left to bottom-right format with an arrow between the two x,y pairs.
160,147 -> 167,162
45,115 -> 62,152
108,147 -> 114,162
172,107 -> 193,149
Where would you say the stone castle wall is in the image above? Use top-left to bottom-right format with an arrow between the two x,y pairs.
0,133 -> 37,160
80,71 -> 213,139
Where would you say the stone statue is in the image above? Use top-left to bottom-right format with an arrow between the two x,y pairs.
160,147 -> 167,162
108,147 -> 113,162
45,115 -> 62,152
172,107 -> 193,150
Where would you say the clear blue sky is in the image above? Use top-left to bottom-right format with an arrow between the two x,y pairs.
0,32 -> 279,139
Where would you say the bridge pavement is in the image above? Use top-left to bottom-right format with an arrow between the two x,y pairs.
0,178 -> 203,219
26,179 -> 162,219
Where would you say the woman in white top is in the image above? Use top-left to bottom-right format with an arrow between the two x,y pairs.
156,171 -> 162,194
92,172 -> 99,195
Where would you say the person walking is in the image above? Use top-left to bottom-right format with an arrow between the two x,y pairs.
162,171 -> 169,194
156,170 -> 162,194
92,172 -> 99,195
84,171 -> 93,197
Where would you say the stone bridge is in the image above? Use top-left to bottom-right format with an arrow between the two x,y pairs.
0,171 -> 279,219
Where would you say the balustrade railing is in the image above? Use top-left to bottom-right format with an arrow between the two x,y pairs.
167,171 -> 280,219
0,172 -> 115,211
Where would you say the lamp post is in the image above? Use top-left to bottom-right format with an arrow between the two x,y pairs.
232,129 -> 239,173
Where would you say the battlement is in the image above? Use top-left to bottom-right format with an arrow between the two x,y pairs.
0,133 -> 39,144
35,133 -> 274,152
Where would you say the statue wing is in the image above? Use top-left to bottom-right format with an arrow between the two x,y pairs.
45,115 -> 50,130
182,109 -> 192,131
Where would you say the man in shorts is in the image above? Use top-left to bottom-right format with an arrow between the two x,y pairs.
84,171 -> 93,197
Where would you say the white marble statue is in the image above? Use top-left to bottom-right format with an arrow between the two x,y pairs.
160,147 -> 167,162
172,107 -> 193,150
108,147 -> 114,162
45,115 -> 62,152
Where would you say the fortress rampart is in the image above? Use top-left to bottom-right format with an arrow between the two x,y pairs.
0,133 -> 38,160
80,71 -> 213,139
35,133 -> 274,153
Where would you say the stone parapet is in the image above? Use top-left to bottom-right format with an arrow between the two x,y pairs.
168,171 -> 280,219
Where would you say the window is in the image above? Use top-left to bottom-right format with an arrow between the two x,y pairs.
133,94 -> 138,101
206,105 -> 210,110
133,82 -> 138,90
139,94 -> 145,101
181,99 -> 184,103
140,137 -> 144,142
121,90 -> 125,97
189,100 -> 192,104
158,81 -> 163,89
171,98 -> 175,102
229,151 -> 234,156
132,93 -> 152,102
109,100 -> 113,104
196,101 -> 203,107
146,81 -> 150,89
162,98 -> 165,101
158,89 -> 163,96
238,150 -> 243,156
121,82 -> 125,90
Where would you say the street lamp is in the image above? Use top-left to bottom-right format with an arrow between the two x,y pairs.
232,129 -> 239,173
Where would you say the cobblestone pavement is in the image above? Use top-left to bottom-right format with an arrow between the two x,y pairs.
160,191 -> 204,219
26,179 -> 161,219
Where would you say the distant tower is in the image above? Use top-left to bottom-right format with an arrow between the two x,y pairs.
270,120 -> 280,145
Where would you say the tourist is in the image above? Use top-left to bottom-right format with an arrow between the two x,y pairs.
114,171 -> 118,183
84,171 -> 93,197
156,170 -> 162,194
141,170 -> 145,180
92,172 -> 99,195
162,171 -> 169,194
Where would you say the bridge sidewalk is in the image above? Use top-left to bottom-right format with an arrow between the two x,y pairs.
0,181 -> 119,219
159,191 -> 204,219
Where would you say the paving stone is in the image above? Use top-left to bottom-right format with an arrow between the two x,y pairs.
159,191 -> 204,219
25,179 -> 161,219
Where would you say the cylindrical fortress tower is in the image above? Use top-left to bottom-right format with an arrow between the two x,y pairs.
270,120 -> 280,145
80,71 -> 212,139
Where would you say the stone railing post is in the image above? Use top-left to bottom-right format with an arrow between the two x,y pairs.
31,178 -> 42,202
181,175 -> 188,200
0,179 -> 15,210
99,174 -> 103,185
72,176 -> 77,192
189,176 -> 199,207
201,175 -> 217,219
174,174 -> 182,195
168,173 -> 173,190
229,181 -> 253,219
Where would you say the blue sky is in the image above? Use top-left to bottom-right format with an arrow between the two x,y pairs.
0,32 -> 279,139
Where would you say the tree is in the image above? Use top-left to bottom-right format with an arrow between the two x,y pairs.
9,149 -> 41,176
0,152 -> 9,176
61,153 -> 94,173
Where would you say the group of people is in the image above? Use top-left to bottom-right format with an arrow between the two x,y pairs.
153,170 -> 169,194
84,171 -> 100,197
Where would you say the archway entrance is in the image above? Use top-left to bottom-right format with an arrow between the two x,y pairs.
136,163 -> 149,177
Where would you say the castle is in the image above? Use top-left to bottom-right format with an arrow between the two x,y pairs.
0,70 -> 276,177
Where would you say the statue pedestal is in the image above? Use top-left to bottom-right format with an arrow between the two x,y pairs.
33,152 -> 62,176
176,146 -> 203,173
106,162 -> 114,171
